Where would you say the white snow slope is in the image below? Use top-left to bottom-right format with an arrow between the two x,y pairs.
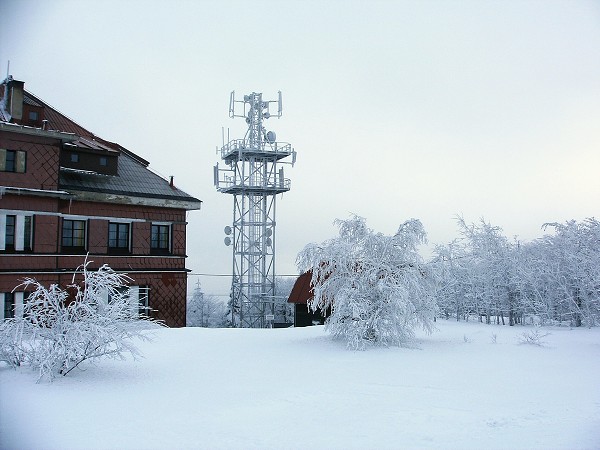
1,320 -> 599,450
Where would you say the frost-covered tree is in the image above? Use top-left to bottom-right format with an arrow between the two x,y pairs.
187,282 -> 227,328
432,217 -> 600,327
297,215 -> 437,349
274,276 -> 296,325
433,217 -> 528,324
0,259 -> 158,381
533,219 -> 600,326
430,239 -> 470,321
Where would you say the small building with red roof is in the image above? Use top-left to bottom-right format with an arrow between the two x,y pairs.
287,270 -> 329,327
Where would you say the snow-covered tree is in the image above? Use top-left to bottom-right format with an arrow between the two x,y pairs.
297,215 -> 437,349
0,259 -> 158,381
533,219 -> 600,326
433,217 -> 527,324
432,217 -> 600,327
429,239 -> 470,321
187,282 -> 226,328
274,276 -> 296,325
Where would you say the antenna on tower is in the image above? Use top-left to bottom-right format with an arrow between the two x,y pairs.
214,91 -> 296,328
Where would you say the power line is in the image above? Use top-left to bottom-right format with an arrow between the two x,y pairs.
189,272 -> 300,277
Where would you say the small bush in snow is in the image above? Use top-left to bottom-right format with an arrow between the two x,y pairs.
518,329 -> 551,347
297,215 -> 437,350
0,259 -> 159,381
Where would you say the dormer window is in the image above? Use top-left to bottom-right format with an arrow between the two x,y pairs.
100,157 -> 107,166
28,111 -> 39,121
70,153 -> 79,163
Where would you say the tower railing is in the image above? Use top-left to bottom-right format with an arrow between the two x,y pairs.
220,139 -> 293,160
216,175 -> 291,193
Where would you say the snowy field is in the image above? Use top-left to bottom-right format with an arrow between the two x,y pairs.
1,320 -> 599,450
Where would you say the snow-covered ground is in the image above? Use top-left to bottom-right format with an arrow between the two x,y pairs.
1,320 -> 599,450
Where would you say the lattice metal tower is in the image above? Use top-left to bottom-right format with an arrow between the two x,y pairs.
214,91 -> 296,328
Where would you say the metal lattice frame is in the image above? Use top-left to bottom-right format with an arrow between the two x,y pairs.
214,92 -> 295,328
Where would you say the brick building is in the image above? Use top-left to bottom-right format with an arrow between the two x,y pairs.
0,77 -> 202,327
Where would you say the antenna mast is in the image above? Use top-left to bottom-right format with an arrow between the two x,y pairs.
214,91 -> 296,328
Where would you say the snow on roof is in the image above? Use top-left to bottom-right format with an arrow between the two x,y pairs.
59,150 -> 202,204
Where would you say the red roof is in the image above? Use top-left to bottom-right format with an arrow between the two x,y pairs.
287,271 -> 313,304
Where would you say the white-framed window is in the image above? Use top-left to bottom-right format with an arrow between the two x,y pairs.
1,292 -> 24,320
151,223 -> 171,254
0,213 -> 33,252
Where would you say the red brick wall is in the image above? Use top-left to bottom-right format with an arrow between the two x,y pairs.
0,270 -> 187,327
0,133 -> 60,190
1,197 -> 191,327
33,215 -> 60,253
172,223 -> 187,257
132,221 -> 151,255
88,219 -> 108,254
140,272 -> 188,327
0,195 -> 58,212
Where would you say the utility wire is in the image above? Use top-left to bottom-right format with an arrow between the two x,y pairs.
189,272 -> 300,277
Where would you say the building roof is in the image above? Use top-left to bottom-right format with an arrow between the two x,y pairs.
287,271 -> 313,304
59,151 -> 199,204
1,77 -> 202,210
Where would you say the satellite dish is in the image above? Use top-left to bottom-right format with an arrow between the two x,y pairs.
266,237 -> 272,247
224,226 -> 232,235
265,228 -> 272,237
224,237 -> 232,246
266,131 -> 276,143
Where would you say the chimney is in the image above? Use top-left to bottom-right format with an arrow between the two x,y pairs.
7,78 -> 24,121
169,176 -> 174,188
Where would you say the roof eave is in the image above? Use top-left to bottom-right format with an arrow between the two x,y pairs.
0,186 -> 74,200
65,189 -> 202,210
0,121 -> 77,142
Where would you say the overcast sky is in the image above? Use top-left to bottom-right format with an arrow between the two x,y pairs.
1,0 -> 599,299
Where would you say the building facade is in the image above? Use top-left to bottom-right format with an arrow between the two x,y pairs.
0,77 -> 202,327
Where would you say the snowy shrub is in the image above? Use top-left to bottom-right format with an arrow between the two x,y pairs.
0,259 -> 159,381
518,329 -> 551,347
297,215 -> 437,349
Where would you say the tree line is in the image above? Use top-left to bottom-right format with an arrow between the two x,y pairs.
430,217 -> 600,328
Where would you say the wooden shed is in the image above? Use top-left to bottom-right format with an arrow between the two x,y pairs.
287,270 -> 329,327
